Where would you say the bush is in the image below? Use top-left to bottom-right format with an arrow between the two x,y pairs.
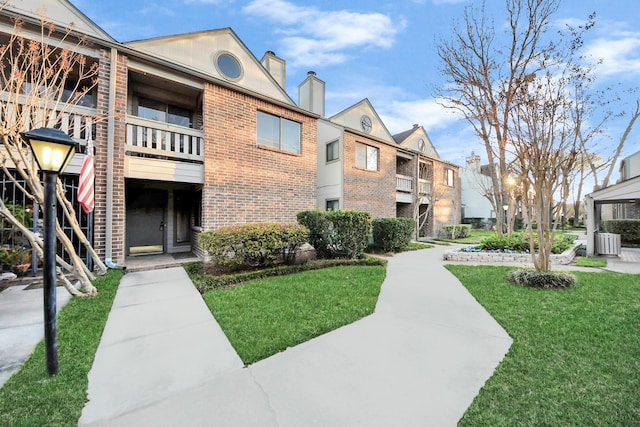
442,224 -> 471,239
479,232 -> 573,254
506,268 -> 576,289
462,217 -> 486,229
372,217 -> 416,252
297,210 -> 372,259
602,219 -> 640,244
199,223 -> 309,270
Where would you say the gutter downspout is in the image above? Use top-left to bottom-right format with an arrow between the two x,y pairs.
106,48 -> 117,260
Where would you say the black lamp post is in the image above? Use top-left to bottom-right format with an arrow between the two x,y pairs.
21,127 -> 77,376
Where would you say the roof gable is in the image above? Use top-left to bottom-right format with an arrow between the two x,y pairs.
6,0 -> 114,42
393,125 -> 440,158
329,99 -> 394,143
126,29 -> 294,105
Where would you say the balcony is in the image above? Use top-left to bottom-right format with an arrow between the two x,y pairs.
419,179 -> 432,195
396,174 -> 413,192
125,116 -> 204,162
124,116 -> 204,184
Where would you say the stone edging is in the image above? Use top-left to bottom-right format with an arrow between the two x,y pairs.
443,241 -> 583,265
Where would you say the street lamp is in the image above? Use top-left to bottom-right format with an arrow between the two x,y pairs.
21,127 -> 77,376
502,203 -> 509,234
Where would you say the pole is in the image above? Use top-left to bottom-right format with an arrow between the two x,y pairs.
43,172 -> 58,375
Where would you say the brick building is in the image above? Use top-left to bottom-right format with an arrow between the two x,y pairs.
1,0 -> 460,268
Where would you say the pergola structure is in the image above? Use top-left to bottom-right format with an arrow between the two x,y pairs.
584,175 -> 640,256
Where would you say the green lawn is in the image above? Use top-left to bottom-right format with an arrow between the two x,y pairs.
574,256 -> 607,268
203,265 -> 386,364
0,271 -> 122,427
446,265 -> 640,426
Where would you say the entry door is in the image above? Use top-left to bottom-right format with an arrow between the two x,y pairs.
127,188 -> 167,255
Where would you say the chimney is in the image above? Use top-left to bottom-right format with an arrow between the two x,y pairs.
260,51 -> 286,89
466,151 -> 481,172
298,71 -> 325,116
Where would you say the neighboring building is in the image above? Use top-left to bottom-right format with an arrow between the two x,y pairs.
612,150 -> 640,220
1,0 -> 461,266
393,125 -> 460,237
460,152 -> 495,225
585,150 -> 640,256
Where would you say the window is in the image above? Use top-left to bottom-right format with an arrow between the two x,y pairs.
257,111 -> 301,154
326,199 -> 340,211
355,143 -> 379,171
215,52 -> 243,81
445,168 -> 455,187
326,140 -> 339,162
137,96 -> 193,128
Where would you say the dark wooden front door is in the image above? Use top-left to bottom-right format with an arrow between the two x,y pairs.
126,188 -> 167,255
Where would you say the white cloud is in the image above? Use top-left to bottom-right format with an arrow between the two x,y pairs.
586,35 -> 640,76
242,0 -> 406,68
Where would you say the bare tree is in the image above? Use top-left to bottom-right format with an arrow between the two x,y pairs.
508,22 -> 596,271
0,14 -> 107,295
435,0 -> 563,236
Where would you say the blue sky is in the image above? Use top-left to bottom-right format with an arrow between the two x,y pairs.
73,0 -> 640,174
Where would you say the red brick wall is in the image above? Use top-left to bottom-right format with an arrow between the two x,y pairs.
201,83 -> 317,229
94,49 -> 127,263
343,133 -> 396,218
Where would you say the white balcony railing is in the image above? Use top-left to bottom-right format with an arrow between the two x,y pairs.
396,174 -> 413,192
126,115 -> 204,162
1,95 -> 96,141
419,179 -> 432,195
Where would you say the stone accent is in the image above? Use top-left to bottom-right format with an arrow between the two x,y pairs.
443,243 -> 581,265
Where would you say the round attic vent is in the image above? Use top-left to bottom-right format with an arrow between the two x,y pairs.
214,52 -> 243,81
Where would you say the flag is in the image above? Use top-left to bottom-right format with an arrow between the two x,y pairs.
78,137 -> 94,214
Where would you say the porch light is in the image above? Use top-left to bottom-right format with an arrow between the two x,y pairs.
21,127 -> 77,376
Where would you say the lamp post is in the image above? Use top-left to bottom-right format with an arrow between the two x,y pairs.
21,127 -> 77,376
502,204 -> 509,234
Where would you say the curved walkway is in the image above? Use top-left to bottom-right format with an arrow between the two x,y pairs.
80,246 -> 512,426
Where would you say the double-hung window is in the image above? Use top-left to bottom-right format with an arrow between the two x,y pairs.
355,143 -> 379,171
326,140 -> 339,162
257,111 -> 301,154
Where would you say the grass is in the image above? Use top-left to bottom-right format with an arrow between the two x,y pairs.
435,229 -> 495,244
574,256 -> 608,268
0,271 -> 122,427
446,265 -> 640,426
203,265 -> 386,365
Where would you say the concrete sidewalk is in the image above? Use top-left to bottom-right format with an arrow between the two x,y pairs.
0,282 -> 71,388
80,246 -> 512,426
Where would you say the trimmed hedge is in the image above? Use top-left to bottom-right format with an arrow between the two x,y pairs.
372,217 -> 416,253
506,268 -> 577,289
462,217 -> 486,229
297,210 -> 372,259
199,223 -> 309,270
442,224 -> 471,239
479,232 -> 573,254
602,219 -> 640,244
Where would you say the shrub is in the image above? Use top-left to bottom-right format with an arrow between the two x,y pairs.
296,210 -> 334,258
199,223 -> 309,270
297,210 -> 372,259
602,219 -> 640,244
506,268 -> 576,289
442,224 -> 471,239
462,217 -> 486,229
479,232 -> 573,254
372,217 -> 416,253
